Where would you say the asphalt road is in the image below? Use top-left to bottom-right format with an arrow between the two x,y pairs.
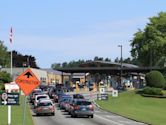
31,103 -> 147,125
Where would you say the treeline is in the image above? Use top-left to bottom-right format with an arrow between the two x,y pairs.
51,56 -> 134,69
12,51 -> 39,68
52,12 -> 166,69
0,41 -> 38,68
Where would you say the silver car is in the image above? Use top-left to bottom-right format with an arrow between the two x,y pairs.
35,99 -> 55,116
70,99 -> 94,118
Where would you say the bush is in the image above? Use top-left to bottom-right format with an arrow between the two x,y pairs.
142,87 -> 163,96
145,70 -> 166,88
0,83 -> 5,90
0,71 -> 12,83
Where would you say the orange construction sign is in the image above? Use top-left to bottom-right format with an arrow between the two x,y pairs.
15,68 -> 40,96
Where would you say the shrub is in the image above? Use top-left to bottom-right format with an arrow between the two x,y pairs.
145,70 -> 166,88
142,87 -> 163,95
0,83 -> 5,90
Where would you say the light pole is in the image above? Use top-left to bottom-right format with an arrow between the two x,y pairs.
118,45 -> 122,86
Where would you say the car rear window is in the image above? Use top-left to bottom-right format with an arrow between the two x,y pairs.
56,89 -> 64,94
39,102 -> 52,106
76,101 -> 91,105
37,96 -> 47,100
73,94 -> 84,99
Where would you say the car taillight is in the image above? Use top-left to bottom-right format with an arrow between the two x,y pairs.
65,103 -> 68,107
49,106 -> 55,111
74,105 -> 80,110
89,105 -> 94,111
37,107 -> 42,111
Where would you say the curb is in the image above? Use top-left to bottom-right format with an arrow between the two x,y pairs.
92,100 -> 101,108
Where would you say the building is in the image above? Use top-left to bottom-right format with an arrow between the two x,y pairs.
42,69 -> 62,84
1,68 -> 48,84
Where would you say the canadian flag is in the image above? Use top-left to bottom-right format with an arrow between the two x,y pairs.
10,27 -> 13,43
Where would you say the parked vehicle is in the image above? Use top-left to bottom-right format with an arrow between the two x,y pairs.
69,99 -> 94,118
35,99 -> 55,116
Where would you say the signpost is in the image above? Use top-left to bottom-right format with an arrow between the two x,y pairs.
97,93 -> 108,100
99,87 -> 106,94
15,68 -> 40,125
0,92 -> 19,105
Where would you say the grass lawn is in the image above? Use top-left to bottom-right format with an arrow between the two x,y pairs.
0,95 -> 34,125
96,91 -> 166,125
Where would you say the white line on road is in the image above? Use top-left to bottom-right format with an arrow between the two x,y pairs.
94,114 -> 124,125
106,115 -> 118,118
119,120 -> 145,125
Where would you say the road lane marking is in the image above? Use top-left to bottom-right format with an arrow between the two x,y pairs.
106,115 -> 117,118
94,114 -> 124,125
119,120 -> 145,125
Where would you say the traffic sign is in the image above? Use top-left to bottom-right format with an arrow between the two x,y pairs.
112,90 -> 118,97
2,93 -> 8,100
15,68 -> 40,96
0,92 -> 19,105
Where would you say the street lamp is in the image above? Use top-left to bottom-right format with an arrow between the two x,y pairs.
118,45 -> 122,86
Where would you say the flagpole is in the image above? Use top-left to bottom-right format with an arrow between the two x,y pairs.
8,27 -> 13,125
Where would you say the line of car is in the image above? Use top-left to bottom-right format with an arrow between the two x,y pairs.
29,88 -> 55,116
29,85 -> 94,118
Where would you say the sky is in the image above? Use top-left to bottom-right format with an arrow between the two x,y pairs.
0,0 -> 166,68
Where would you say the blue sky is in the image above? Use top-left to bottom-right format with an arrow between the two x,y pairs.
1,0 -> 166,68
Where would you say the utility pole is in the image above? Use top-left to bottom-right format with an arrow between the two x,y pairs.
118,45 -> 122,86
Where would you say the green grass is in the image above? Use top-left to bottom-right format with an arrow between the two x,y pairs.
96,91 -> 166,125
0,96 -> 34,125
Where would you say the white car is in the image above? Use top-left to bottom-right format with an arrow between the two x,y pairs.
34,94 -> 50,107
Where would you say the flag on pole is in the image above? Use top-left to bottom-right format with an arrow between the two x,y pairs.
10,27 -> 13,43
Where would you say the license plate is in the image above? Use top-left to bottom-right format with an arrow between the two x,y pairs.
43,107 -> 48,110
82,108 -> 86,111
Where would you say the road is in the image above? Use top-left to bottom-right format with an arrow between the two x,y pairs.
31,103 -> 147,125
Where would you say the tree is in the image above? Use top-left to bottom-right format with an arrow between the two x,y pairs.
0,41 -> 10,67
105,58 -> 111,62
93,56 -> 104,61
114,57 -> 119,63
0,71 -> 12,83
51,63 -> 61,69
0,71 -> 12,90
62,62 -> 68,68
94,56 -> 99,61
130,12 -> 166,67
12,51 -> 39,68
